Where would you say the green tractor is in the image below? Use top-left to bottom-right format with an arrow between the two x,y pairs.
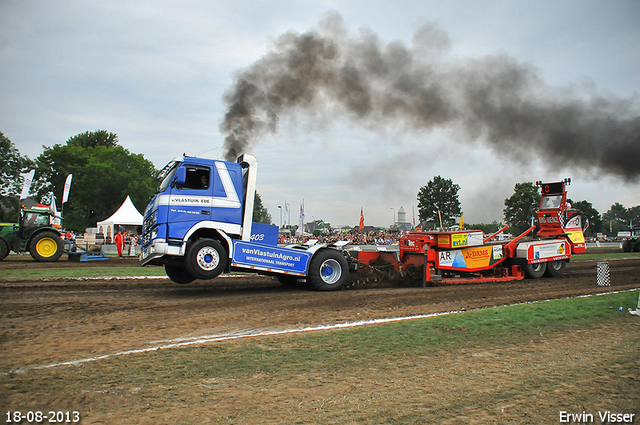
0,205 -> 65,262
622,227 -> 640,253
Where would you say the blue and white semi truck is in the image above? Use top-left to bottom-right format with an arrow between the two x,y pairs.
140,154 -> 349,290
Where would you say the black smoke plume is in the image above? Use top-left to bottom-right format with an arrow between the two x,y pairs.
220,12 -> 640,180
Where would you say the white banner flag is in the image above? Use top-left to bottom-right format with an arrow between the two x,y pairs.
297,201 -> 305,236
283,200 -> 288,224
50,193 -> 57,213
62,174 -> 73,203
20,169 -> 35,199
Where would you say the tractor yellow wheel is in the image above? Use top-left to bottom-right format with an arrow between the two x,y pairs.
29,231 -> 64,262
36,237 -> 58,257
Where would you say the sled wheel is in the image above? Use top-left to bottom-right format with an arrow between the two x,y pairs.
165,264 -> 196,284
308,249 -> 348,291
0,239 -> 9,261
29,231 -> 64,262
544,259 -> 566,277
185,238 -> 227,280
524,262 -> 546,279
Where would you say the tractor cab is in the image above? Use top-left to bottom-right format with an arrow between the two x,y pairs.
19,206 -> 55,239
0,205 -> 65,262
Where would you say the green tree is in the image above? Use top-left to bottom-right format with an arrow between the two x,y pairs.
571,200 -> 602,236
467,221 -> 503,235
0,132 -> 35,221
629,206 -> 640,229
503,182 -> 540,235
417,176 -> 461,228
67,130 -> 119,148
252,192 -> 273,224
603,202 -> 630,235
34,131 -> 157,233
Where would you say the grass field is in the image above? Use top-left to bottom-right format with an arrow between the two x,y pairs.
573,251 -> 640,261
2,291 -> 639,424
0,263 -> 162,278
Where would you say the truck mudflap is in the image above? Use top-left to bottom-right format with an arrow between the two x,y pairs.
230,240 -> 312,276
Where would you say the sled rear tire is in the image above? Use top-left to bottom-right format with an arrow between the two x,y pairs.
524,262 -> 546,279
544,260 -> 566,277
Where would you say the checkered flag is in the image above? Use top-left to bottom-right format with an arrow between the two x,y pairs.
597,262 -> 610,286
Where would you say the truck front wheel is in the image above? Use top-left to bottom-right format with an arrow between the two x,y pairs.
524,262 -> 546,279
308,249 -> 348,291
29,231 -> 64,262
165,264 -> 196,284
186,239 -> 227,280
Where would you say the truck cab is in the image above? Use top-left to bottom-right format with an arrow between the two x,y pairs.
141,154 -> 350,290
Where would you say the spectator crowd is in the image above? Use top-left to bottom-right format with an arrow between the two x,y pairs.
279,228 -> 405,246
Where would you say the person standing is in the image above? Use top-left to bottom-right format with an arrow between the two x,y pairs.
114,229 -> 124,257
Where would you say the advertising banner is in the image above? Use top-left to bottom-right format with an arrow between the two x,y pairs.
517,241 -> 569,263
437,245 -> 504,271
232,240 -> 312,275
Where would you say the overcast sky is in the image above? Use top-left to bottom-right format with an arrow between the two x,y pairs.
1,0 -> 639,228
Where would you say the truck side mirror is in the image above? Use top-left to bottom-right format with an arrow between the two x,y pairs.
174,167 -> 187,187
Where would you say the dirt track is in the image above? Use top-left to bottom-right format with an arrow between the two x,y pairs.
1,250 -> 639,373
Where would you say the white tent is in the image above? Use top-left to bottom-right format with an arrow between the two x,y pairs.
97,195 -> 144,238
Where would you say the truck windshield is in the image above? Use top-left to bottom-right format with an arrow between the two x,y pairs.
157,162 -> 179,194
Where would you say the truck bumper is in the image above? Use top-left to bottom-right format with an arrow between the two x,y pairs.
140,240 -> 184,266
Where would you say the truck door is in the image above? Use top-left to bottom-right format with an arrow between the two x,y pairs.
166,164 -> 214,241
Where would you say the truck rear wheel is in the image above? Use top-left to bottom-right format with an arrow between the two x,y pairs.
165,264 -> 196,284
29,231 -> 64,262
307,249 -> 348,291
0,238 -> 9,261
524,262 -> 546,279
544,260 -> 566,277
185,238 -> 227,280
